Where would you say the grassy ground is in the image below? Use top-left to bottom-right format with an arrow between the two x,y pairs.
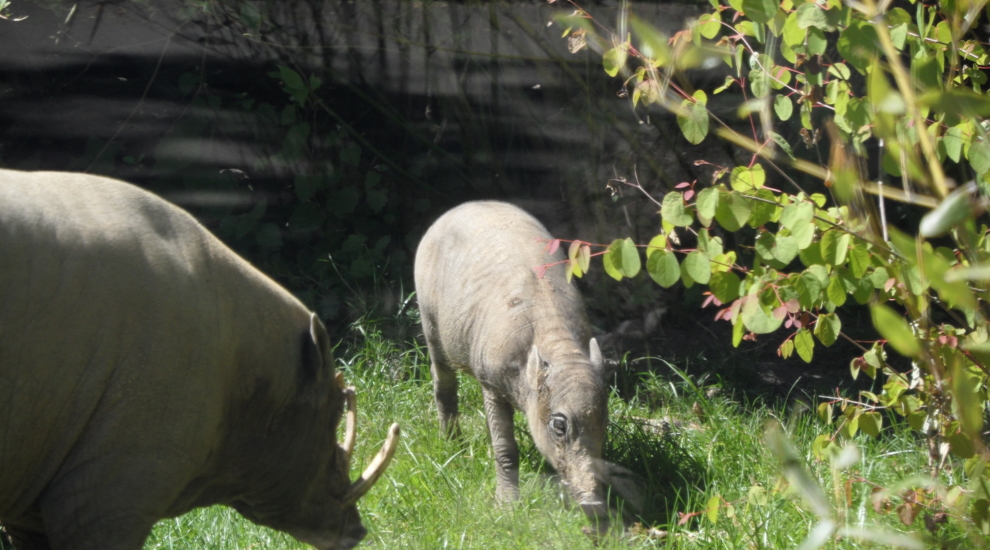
137,327 -> 974,549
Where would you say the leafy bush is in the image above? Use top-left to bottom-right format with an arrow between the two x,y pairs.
552,0 -> 990,544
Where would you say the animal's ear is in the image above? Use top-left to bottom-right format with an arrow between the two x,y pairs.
300,313 -> 332,387
525,344 -> 547,391
589,338 -> 604,377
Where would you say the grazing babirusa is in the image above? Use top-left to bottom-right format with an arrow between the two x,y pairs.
0,169 -> 400,550
414,201 -> 611,528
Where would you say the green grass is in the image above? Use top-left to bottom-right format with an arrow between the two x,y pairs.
139,328 -> 979,549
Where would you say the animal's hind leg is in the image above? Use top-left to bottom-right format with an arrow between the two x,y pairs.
422,311 -> 460,438
431,360 -> 460,438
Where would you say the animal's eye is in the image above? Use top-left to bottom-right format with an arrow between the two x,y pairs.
549,413 -> 567,439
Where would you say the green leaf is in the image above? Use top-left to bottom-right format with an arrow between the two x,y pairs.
826,275 -> 847,308
603,240 -> 625,281
943,126 -> 965,163
806,27 -> 827,56
837,18 -> 880,72
795,329 -> 814,362
577,244 -> 591,274
820,230 -> 851,266
780,339 -> 795,359
919,182 -> 974,238
678,91 -> 710,145
742,296 -> 783,334
870,266 -> 890,289
710,271 -> 742,303
774,94 -> 794,121
696,187 -> 719,220
748,188 -> 779,227
706,495 -> 721,523
848,244 -> 871,278
814,312 -> 841,346
780,201 -> 814,229
742,0 -> 778,24
255,222 -> 283,249
698,12 -> 722,39
782,11 -> 806,47
796,271 -> 823,308
698,229 -> 724,257
367,188 -> 388,213
683,251 -> 712,284
730,164 -> 766,191
972,499 -> 990,536
968,140 -> 990,175
796,3 -> 827,29
715,190 -> 752,231
645,234 -> 667,259
620,237 -> 642,278
278,64 -> 305,90
732,315 -> 745,347
289,202 -> 326,232
917,88 -> 990,118
749,68 -> 770,99
603,47 -> 627,77
294,173 -> 324,201
791,222 -> 816,251
951,359 -> 984,439
661,191 -> 694,227
828,62 -> 851,80
859,412 -> 882,438
647,249 -> 681,288
947,431 -> 975,459
870,304 -> 920,357
772,235 -> 799,265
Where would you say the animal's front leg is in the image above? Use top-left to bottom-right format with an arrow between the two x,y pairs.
3,523 -> 52,550
482,389 -> 520,502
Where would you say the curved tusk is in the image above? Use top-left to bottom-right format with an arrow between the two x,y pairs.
342,386 -> 357,465
339,423 -> 401,508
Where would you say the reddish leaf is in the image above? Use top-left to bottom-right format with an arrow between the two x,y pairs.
871,487 -> 888,514
773,305 -> 788,320
898,500 -> 921,526
785,299 -> 800,313
534,265 -> 550,279
547,238 -> 561,255
676,181 -> 692,188
684,189 -> 696,201
884,277 -> 897,292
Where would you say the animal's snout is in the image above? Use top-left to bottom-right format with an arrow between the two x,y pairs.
335,521 -> 367,550
579,499 -> 609,519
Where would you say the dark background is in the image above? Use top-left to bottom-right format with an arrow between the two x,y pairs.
0,0 -> 870,398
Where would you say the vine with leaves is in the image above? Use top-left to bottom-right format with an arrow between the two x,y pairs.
550,0 -> 990,543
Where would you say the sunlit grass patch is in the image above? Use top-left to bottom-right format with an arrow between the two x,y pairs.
139,324 -> 970,549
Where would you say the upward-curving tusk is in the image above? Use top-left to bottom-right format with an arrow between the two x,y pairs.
342,386 -> 357,465
339,423 -> 401,508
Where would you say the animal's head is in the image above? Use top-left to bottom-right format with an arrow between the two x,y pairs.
230,314 -> 399,550
525,338 -> 609,524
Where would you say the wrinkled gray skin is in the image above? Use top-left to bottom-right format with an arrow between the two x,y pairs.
0,170 -> 364,550
414,201 -> 609,524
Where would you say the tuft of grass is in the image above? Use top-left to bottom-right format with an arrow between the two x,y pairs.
141,329 -> 971,549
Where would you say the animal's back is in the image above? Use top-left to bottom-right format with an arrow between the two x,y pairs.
0,170 -> 271,520
414,201 -> 588,379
